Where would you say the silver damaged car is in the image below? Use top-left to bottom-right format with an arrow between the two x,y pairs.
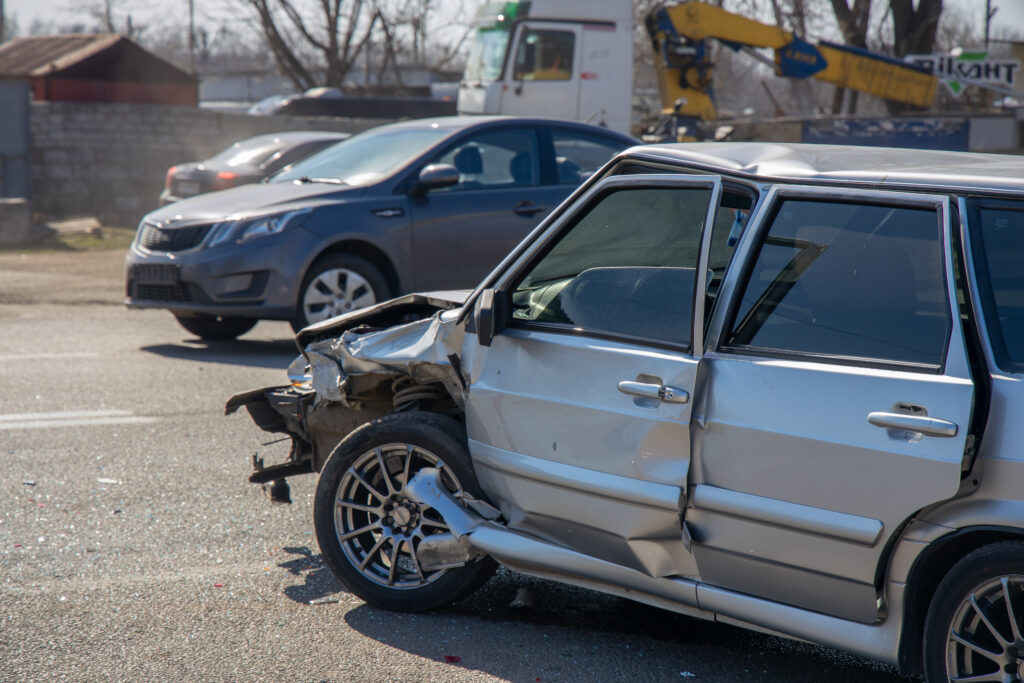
228,142 -> 1024,682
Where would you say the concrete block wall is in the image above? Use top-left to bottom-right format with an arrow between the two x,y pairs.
29,102 -> 388,227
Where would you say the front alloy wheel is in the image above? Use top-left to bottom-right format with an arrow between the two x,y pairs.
313,412 -> 496,611
925,542 -> 1024,682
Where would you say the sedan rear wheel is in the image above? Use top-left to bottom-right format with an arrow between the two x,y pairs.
293,254 -> 388,332
924,541 -> 1024,682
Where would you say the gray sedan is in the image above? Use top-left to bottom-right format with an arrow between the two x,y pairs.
126,116 -> 636,339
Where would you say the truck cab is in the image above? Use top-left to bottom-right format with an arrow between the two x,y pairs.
457,0 -> 634,136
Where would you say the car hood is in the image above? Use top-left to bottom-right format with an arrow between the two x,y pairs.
144,180 -> 362,227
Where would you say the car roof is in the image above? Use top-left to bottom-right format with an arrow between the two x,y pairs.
377,115 -> 639,141
629,142 -> 1024,195
227,131 -> 350,150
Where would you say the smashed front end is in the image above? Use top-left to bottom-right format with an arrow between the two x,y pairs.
225,292 -> 470,502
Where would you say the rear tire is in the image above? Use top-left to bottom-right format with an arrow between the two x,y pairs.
174,313 -> 256,340
923,540 -> 1024,682
292,253 -> 389,333
313,411 -> 496,612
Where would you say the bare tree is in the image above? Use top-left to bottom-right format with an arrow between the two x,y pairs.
238,0 -> 381,91
889,0 -> 943,58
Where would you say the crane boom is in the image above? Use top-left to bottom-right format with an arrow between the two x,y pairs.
646,2 -> 937,128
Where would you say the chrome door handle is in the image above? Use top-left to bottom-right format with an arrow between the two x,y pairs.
867,411 -> 958,438
617,381 -> 689,404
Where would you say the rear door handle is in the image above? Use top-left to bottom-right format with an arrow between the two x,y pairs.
618,381 -> 689,404
513,201 -> 548,217
867,411 -> 958,438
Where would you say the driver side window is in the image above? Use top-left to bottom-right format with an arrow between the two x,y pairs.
434,129 -> 539,191
510,186 -> 711,347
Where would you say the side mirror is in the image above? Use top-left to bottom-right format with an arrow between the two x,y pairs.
413,163 -> 459,194
474,288 -> 498,347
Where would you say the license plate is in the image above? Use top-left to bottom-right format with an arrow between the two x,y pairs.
176,180 -> 200,196
132,264 -> 180,285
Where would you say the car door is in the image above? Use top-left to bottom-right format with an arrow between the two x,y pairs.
461,175 -> 723,581
499,22 -> 582,120
408,126 -> 567,291
689,186 -> 975,624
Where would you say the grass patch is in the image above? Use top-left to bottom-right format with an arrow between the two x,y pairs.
8,226 -> 137,252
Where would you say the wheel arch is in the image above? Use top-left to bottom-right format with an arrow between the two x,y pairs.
897,524 -> 1024,675
299,239 -> 403,307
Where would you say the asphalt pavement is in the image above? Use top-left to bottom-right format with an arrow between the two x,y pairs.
0,247 -> 918,682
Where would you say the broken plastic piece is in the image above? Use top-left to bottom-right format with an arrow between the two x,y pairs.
22,480 -> 35,486
443,655 -> 462,664
97,477 -> 122,485
308,597 -> 340,605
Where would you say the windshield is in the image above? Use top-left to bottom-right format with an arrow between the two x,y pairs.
464,27 -> 511,82
211,139 -> 287,168
274,127 -> 451,185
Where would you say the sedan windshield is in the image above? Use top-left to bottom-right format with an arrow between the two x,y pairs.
274,127 -> 451,186
212,139 -> 287,168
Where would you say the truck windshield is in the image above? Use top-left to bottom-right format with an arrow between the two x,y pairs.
464,26 -> 510,83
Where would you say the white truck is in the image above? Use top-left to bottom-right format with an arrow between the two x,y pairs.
456,0 -> 634,136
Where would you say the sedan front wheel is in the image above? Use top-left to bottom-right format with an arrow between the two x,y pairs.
293,254 -> 388,332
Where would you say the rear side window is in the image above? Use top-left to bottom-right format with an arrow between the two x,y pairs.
968,200 -> 1024,372
551,130 -> 628,184
724,200 -> 950,368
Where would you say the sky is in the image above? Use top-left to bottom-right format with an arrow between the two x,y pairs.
4,0 -> 1024,46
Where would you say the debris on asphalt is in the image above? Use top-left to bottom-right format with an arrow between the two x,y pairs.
22,479 -> 35,486
213,583 -> 223,588
308,597 -> 339,606
442,655 -> 462,664
509,586 -> 534,608
13,543 -> 22,548
680,672 -> 696,677
111,509 -> 122,515
97,477 -> 122,485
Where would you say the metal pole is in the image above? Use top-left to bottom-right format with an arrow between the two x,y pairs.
1,0 -> 6,44
188,0 -> 196,75
985,0 -> 992,49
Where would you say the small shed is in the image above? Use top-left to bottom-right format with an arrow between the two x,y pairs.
0,34 -> 197,106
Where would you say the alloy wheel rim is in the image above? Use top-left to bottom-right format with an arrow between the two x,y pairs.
303,268 -> 376,324
334,443 -> 463,589
947,575 -> 1024,682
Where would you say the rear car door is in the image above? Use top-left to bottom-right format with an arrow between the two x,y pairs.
689,186 -> 975,624
461,175 -> 723,581
408,126 -> 567,291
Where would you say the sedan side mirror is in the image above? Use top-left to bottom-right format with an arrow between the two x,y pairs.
413,163 -> 459,194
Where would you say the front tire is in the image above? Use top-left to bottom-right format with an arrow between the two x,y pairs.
292,254 -> 389,332
313,411 -> 496,612
174,313 -> 256,340
923,541 -> 1024,682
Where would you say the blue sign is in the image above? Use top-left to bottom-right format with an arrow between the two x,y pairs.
802,118 -> 970,151
777,37 -> 827,78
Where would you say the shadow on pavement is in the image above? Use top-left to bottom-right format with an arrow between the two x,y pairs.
278,545 -> 347,605
340,570 -> 915,683
141,338 -> 297,369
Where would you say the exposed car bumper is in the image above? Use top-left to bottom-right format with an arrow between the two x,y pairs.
124,227 -> 322,320
226,292 -> 470,487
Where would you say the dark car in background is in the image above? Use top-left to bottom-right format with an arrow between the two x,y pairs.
159,131 -> 350,205
127,116 -> 637,340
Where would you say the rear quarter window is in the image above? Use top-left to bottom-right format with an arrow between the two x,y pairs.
968,199 -> 1024,372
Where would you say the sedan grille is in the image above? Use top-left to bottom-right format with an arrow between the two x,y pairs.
138,222 -> 212,252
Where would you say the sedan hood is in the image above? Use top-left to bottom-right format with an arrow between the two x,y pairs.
145,180 -> 361,227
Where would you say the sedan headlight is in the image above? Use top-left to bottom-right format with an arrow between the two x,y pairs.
207,208 -> 312,248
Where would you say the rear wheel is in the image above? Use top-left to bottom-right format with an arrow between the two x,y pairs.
923,541 -> 1024,682
313,411 -> 496,612
174,313 -> 256,340
292,254 -> 389,332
